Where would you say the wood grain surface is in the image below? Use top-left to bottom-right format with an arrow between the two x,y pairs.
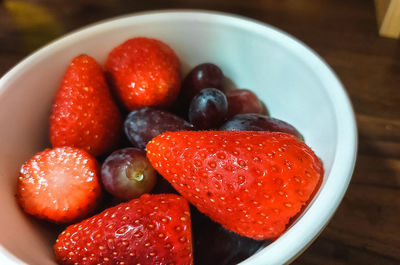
1,0 -> 399,264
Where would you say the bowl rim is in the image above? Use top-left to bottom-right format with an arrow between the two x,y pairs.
0,9 -> 358,265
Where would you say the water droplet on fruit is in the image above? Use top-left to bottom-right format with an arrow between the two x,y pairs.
165,242 -> 172,249
207,161 -> 217,169
238,160 -> 246,167
238,175 -> 245,185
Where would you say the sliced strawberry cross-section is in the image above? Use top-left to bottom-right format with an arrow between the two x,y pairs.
16,146 -> 101,223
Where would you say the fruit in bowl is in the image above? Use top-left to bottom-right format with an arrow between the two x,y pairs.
0,11 -> 357,265
15,34 -> 323,264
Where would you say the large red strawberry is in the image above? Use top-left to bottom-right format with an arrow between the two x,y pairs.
147,131 -> 323,240
54,194 -> 193,265
50,54 -> 123,156
16,146 -> 101,223
105,37 -> 181,110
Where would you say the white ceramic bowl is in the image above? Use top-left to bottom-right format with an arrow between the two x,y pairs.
0,10 -> 357,265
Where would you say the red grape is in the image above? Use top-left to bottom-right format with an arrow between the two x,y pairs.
175,63 -> 224,113
225,89 -> 263,118
189,88 -> 228,129
124,107 -> 194,149
191,206 -> 266,265
101,148 -> 157,200
220,113 -> 303,140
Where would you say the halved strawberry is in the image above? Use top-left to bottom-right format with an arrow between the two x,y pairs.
54,194 -> 193,265
50,54 -> 123,156
16,146 -> 101,223
147,131 -> 324,240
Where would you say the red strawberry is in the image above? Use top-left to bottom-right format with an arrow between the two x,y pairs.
16,146 -> 101,223
50,54 -> 123,156
54,194 -> 193,265
105,37 -> 181,110
147,131 -> 323,240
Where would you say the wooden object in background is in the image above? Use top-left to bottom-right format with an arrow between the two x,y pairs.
375,0 -> 400,38
1,1 -> 400,264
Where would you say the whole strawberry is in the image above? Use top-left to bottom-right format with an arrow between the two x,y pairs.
50,54 -> 123,156
105,37 -> 181,110
54,194 -> 193,265
147,131 -> 323,240
16,146 -> 101,223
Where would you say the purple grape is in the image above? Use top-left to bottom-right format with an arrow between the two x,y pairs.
175,63 -> 224,113
124,107 -> 194,149
225,89 -> 263,118
191,206 -> 266,265
101,148 -> 157,201
189,88 -> 228,129
220,113 -> 304,141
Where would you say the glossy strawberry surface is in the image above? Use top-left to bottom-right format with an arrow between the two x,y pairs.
50,54 -> 123,156
147,131 -> 323,240
54,194 -> 193,265
105,37 -> 181,110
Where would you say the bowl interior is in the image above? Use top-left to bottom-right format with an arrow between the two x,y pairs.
0,11 -> 356,265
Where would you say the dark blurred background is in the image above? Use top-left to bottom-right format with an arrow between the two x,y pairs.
1,0 -> 399,264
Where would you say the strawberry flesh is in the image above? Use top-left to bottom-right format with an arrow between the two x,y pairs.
16,147 -> 101,223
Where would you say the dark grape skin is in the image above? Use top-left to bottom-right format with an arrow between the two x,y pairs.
150,174 -> 179,195
101,148 -> 157,201
188,88 -> 228,129
124,107 -> 194,149
175,63 -> 224,114
191,206 -> 267,265
220,113 -> 304,141
182,63 -> 224,97
225,89 -> 263,118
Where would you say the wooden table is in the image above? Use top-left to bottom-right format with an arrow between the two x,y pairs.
1,0 -> 399,264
